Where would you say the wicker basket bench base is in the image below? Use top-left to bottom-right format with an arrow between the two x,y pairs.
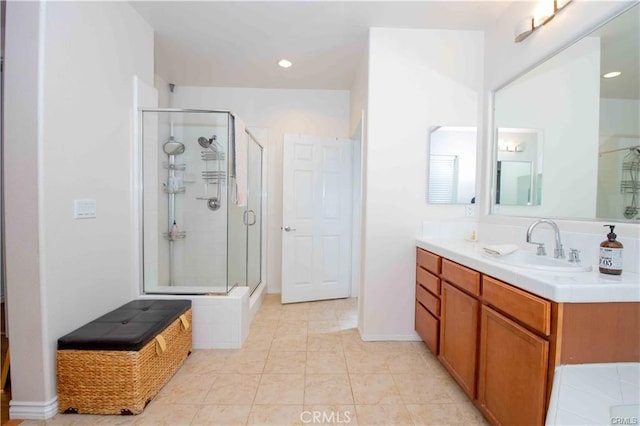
57,309 -> 192,415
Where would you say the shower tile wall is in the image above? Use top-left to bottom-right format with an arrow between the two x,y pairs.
156,124 -> 229,289
189,288 -> 250,348
139,287 -> 251,349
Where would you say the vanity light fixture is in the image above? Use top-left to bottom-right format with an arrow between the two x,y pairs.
278,59 -> 293,69
533,0 -> 555,28
515,0 -> 573,43
499,141 -> 525,152
515,18 -> 535,43
603,71 -> 622,79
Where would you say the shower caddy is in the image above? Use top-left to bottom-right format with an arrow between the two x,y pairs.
620,146 -> 640,219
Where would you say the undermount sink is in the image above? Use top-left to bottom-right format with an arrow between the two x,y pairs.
483,250 -> 593,272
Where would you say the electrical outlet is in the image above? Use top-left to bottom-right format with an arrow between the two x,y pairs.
465,204 -> 475,217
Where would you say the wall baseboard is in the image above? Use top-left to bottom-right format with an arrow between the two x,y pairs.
360,333 -> 421,342
10,397 -> 58,420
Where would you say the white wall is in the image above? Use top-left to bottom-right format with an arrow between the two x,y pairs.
362,28 -> 483,339
479,0 -> 639,240
3,1 -> 49,410
600,98 -> 640,139
169,87 -> 351,294
4,1 -> 154,418
349,49 -> 369,335
349,53 -> 369,137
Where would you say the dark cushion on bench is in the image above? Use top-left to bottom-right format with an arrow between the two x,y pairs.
57,299 -> 191,351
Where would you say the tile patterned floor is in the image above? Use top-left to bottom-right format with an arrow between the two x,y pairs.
21,295 -> 488,425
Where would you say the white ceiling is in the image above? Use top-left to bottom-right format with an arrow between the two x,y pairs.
130,1 -> 512,90
131,1 -> 638,99
592,5 -> 639,100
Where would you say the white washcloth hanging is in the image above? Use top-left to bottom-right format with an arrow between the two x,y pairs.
482,244 -> 519,257
232,114 -> 247,207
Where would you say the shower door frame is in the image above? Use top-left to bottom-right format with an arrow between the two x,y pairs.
245,131 -> 265,295
136,108 -> 265,296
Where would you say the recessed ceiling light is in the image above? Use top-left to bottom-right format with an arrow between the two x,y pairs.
603,71 -> 622,79
278,59 -> 292,69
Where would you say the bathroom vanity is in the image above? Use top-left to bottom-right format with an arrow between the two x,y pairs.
415,240 -> 640,426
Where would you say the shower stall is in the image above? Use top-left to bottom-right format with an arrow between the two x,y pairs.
139,109 -> 264,295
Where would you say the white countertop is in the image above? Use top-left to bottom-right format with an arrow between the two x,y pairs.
416,239 -> 640,303
546,363 -> 640,425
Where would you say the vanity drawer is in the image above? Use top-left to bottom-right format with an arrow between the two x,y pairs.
415,301 -> 439,355
417,267 -> 441,296
482,276 -> 551,336
417,283 -> 440,317
417,248 -> 441,275
442,259 -> 480,297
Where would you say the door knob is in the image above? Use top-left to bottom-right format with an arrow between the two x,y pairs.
282,226 -> 296,232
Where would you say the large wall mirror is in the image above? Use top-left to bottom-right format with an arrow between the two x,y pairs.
427,126 -> 477,204
492,4 -> 639,221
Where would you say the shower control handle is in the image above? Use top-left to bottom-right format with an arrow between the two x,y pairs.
282,226 -> 296,232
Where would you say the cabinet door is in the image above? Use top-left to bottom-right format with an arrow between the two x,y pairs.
439,282 -> 479,398
478,305 -> 549,426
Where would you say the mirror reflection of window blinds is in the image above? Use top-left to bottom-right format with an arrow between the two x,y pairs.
429,155 -> 459,203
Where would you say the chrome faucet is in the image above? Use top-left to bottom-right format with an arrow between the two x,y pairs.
526,219 -> 565,259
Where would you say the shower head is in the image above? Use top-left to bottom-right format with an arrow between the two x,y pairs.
198,135 -> 218,150
163,136 -> 185,155
198,136 -> 212,149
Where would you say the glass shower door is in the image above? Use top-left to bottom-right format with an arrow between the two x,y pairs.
246,137 -> 263,294
226,132 -> 248,293
141,109 -> 230,294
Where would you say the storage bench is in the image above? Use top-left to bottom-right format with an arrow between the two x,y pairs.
56,299 -> 192,415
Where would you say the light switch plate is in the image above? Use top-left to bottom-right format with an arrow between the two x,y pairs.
74,199 -> 96,219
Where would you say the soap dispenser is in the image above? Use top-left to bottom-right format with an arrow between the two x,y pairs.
599,225 -> 623,275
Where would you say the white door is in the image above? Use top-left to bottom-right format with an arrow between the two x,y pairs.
282,134 -> 352,304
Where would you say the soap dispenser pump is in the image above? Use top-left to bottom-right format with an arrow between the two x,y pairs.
599,225 -> 623,275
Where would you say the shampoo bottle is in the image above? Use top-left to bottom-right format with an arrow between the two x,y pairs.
170,221 -> 179,241
599,225 -> 623,275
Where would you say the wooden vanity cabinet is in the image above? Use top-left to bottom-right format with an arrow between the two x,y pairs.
415,248 -> 441,355
414,246 -> 639,426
